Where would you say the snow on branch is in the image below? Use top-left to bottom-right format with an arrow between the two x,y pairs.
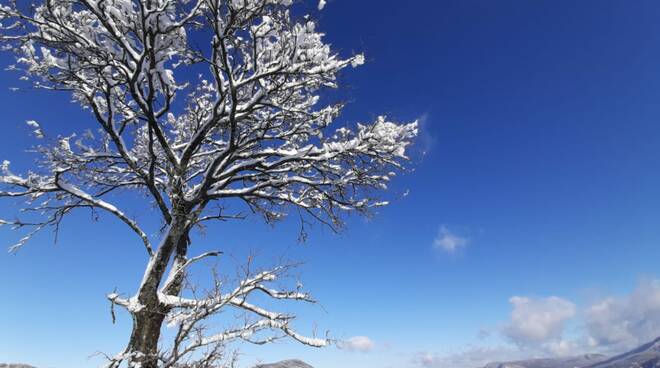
109,261 -> 328,367
0,0 -> 416,251
0,160 -> 152,254
1,1 -> 416,367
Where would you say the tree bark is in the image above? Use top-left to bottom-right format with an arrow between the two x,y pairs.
127,212 -> 191,368
129,310 -> 167,368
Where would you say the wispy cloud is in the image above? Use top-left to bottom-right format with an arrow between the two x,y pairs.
433,225 -> 469,253
339,336 -> 376,353
416,113 -> 436,157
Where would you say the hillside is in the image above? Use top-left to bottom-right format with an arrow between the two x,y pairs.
254,360 -> 314,368
586,337 -> 660,368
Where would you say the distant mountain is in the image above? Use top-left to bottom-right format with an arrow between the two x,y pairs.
585,336 -> 660,368
483,336 -> 660,368
483,354 -> 607,368
254,360 -> 314,368
0,359 -> 313,368
0,361 -> 312,368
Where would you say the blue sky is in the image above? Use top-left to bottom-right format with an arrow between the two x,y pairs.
2,1 -> 660,367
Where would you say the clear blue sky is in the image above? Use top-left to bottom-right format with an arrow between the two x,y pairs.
2,1 -> 660,368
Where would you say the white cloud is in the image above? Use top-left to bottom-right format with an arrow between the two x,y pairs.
411,301 -> 580,368
585,279 -> 660,351
317,0 -> 326,10
499,283 -> 660,355
433,225 -> 468,253
503,296 -> 576,346
339,336 -> 375,353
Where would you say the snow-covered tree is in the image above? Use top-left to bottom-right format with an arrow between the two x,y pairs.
0,1 -> 417,367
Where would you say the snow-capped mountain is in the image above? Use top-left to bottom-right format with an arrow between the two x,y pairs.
483,337 -> 660,368
585,336 -> 660,368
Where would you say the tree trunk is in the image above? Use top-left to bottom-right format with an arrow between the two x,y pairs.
129,310 -> 167,368
126,214 -> 191,368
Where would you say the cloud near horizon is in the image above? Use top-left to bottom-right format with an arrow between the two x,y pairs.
413,279 -> 660,368
585,279 -> 660,351
503,296 -> 576,346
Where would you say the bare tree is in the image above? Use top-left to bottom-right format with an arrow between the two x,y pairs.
0,1 -> 417,367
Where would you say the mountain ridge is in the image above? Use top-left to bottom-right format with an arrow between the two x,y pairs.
585,336 -> 660,368
483,336 -> 660,368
